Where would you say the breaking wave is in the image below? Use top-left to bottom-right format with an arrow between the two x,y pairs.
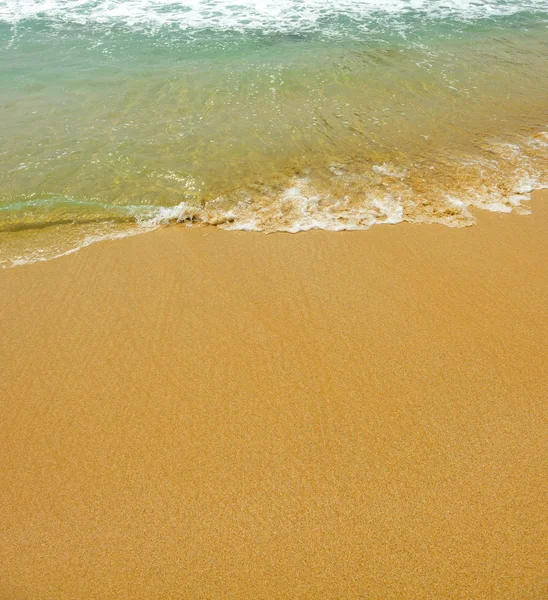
2,0 -> 548,33
3,129 -> 547,268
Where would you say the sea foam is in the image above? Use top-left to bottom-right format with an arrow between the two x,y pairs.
1,0 -> 548,32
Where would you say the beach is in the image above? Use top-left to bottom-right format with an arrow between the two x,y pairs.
1,190 -> 547,599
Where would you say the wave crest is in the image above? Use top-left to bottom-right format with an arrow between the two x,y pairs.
2,0 -> 548,32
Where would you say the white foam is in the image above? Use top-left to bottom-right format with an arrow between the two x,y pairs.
1,0 -> 547,31
4,128 -> 547,268
136,201 -> 203,227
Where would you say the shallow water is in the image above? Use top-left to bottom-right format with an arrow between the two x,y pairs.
2,0 -> 548,266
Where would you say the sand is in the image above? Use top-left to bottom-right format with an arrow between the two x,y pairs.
1,191 -> 547,599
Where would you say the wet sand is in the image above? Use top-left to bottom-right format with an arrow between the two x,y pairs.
1,191 -> 547,599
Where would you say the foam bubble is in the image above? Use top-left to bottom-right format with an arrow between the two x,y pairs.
3,127 -> 547,268
127,131 -> 547,234
1,0 -> 548,32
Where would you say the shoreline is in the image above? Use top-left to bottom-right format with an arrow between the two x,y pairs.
4,182 -> 547,271
1,190 -> 547,598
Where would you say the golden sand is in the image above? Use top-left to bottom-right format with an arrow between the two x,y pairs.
1,192 -> 547,599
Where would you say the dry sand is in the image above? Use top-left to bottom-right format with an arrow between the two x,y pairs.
1,191 -> 547,599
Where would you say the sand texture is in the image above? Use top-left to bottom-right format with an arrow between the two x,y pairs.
1,192 -> 547,599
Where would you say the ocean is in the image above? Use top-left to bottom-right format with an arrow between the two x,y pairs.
2,0 -> 548,267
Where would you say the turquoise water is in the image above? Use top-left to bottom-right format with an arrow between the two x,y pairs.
2,1 -> 548,266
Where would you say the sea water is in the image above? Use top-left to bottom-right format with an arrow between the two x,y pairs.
2,0 -> 548,266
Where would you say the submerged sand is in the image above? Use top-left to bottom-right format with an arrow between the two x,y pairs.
1,192 -> 547,599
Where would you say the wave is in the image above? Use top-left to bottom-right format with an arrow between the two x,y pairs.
3,129 -> 546,269
2,0 -> 548,32
129,131 -> 548,231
